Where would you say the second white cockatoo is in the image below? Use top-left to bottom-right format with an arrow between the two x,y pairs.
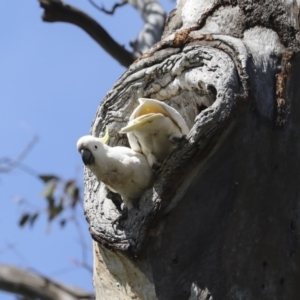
120,98 -> 189,168
77,127 -> 153,210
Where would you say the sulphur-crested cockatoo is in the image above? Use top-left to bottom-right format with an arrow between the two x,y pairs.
120,98 -> 189,168
77,127 -> 153,210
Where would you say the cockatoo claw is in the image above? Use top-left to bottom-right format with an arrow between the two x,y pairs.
170,134 -> 187,144
152,162 -> 161,170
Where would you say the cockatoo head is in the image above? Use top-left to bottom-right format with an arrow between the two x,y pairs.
77,127 -> 109,166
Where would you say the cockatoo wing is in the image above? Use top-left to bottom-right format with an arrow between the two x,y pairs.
134,98 -> 190,135
126,132 -> 142,153
119,113 -> 165,133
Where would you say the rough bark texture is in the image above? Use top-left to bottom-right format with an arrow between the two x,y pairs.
84,0 -> 300,299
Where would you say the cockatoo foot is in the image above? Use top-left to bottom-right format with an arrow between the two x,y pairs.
170,134 -> 187,144
152,162 -> 161,170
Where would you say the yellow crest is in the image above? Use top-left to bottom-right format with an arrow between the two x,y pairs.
100,126 -> 109,144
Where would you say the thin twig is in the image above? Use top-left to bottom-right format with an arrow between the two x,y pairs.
4,241 -> 33,267
16,162 -> 39,178
71,258 -> 93,274
49,265 -> 79,276
70,212 -> 93,274
88,0 -> 128,15
0,135 -> 39,173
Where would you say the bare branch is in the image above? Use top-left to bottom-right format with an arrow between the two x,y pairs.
69,211 -> 93,274
38,0 -> 134,67
88,0 -> 128,15
0,135 -> 38,173
3,242 -> 33,267
127,0 -> 166,55
0,264 -> 94,300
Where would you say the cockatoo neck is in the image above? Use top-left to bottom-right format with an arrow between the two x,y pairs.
93,143 -> 111,171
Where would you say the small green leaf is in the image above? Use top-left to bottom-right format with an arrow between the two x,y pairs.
46,195 -> 55,209
19,213 -> 30,227
29,213 -> 39,227
71,187 -> 80,208
48,203 -> 64,221
41,181 -> 57,198
64,179 -> 75,192
64,180 -> 80,207
39,174 -> 59,183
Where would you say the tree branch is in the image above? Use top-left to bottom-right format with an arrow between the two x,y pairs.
38,0 -> 134,67
88,0 -> 128,15
127,0 -> 166,55
0,135 -> 38,173
0,264 -> 94,300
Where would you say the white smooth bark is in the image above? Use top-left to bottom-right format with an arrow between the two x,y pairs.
128,0 -> 166,55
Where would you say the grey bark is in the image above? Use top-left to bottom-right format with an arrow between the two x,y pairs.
127,0 -> 166,56
84,0 -> 300,299
0,264 -> 94,300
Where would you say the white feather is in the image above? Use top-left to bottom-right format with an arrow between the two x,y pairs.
120,98 -> 189,167
77,135 -> 153,209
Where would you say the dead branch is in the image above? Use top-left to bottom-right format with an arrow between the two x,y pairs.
0,135 -> 38,173
39,0 -> 135,67
88,0 -> 128,15
127,0 -> 166,55
70,212 -> 93,274
0,264 -> 94,300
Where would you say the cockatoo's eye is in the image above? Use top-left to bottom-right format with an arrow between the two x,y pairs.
94,145 -> 98,150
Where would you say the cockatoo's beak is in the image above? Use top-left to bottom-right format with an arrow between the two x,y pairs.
80,148 -> 95,165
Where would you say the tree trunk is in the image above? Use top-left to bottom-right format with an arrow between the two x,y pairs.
84,0 -> 300,299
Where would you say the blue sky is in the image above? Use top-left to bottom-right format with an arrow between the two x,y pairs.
0,0 -> 174,299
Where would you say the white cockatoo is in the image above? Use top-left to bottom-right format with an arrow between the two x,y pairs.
76,127 -> 153,210
120,98 -> 189,168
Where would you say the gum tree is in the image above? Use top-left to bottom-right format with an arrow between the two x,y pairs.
0,0 -> 166,299
5,0 -> 296,299
83,0 -> 300,299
